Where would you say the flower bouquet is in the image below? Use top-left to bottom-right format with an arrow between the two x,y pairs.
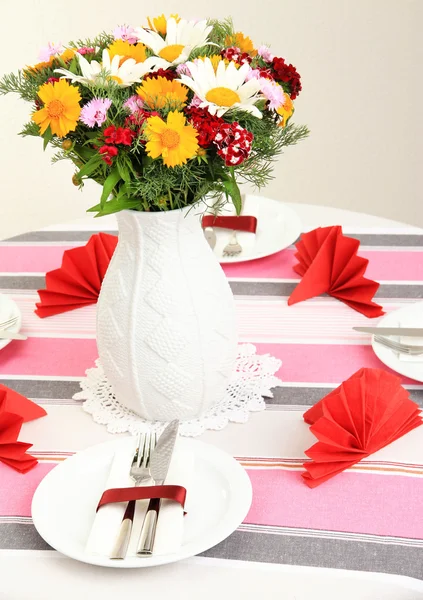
0,16 -> 308,422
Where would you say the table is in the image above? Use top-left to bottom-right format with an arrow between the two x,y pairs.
1,203 -> 423,600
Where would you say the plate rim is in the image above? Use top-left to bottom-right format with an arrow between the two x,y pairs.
0,294 -> 22,351
371,301 -> 423,383
216,196 -> 302,264
31,436 -> 252,568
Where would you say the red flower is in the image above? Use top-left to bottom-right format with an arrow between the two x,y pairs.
272,57 -> 302,99
47,77 -> 60,84
99,145 -> 118,166
186,107 -> 224,148
104,125 -> 135,146
213,122 -> 254,166
221,47 -> 252,66
143,68 -> 177,81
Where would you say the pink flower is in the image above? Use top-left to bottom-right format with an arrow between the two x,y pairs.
80,98 -> 112,128
259,78 -> 284,110
78,47 -> 95,55
257,45 -> 274,63
38,42 -> 64,62
123,95 -> 144,114
188,94 -> 203,108
245,69 -> 261,81
113,25 -> 138,44
176,63 -> 192,76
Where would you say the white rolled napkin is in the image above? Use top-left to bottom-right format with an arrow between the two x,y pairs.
85,437 -> 193,557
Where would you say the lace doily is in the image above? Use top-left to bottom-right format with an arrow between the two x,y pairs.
73,344 -> 282,437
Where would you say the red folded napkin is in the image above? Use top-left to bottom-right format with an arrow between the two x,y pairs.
35,232 -> 118,318
202,215 -> 258,233
0,385 -> 46,473
288,226 -> 384,318
302,368 -> 422,487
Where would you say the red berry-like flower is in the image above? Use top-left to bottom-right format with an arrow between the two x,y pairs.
272,57 -> 302,99
213,122 -> 254,166
143,68 -> 177,81
104,125 -> 135,146
103,125 -> 117,143
186,107 -> 225,148
220,47 -> 252,66
99,145 -> 118,166
47,77 -> 60,84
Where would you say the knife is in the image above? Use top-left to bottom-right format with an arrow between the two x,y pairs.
354,327 -> 423,337
0,331 -> 27,340
136,419 -> 179,556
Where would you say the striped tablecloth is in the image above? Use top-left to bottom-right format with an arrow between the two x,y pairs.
1,206 -> 423,598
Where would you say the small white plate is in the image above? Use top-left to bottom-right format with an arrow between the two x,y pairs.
211,195 -> 301,263
32,436 -> 252,568
0,294 -> 22,351
372,301 -> 423,383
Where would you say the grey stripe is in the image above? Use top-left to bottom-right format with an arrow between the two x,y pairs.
267,387 -> 423,407
2,274 -> 423,299
5,231 -> 118,242
201,529 -> 423,580
0,522 -> 51,551
0,379 -> 81,400
5,231 -> 423,246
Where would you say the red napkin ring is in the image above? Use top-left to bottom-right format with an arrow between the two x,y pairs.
97,484 -> 187,513
202,215 -> 257,234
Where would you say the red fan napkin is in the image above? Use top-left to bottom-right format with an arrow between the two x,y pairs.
302,368 -> 423,487
0,385 -> 47,473
35,232 -> 118,318
288,226 -> 384,318
202,215 -> 258,233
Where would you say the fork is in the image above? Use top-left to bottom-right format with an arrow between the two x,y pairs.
0,316 -> 18,330
110,431 -> 157,559
222,231 -> 242,257
374,335 -> 423,356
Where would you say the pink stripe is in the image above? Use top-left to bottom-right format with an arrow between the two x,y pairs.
253,342 -> 416,384
245,469 -> 423,539
1,245 -> 423,281
222,249 -> 423,281
0,338 -> 98,377
0,462 -> 56,516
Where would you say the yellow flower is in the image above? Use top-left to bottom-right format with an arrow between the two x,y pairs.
27,48 -> 76,74
32,79 -> 81,137
136,76 -> 188,110
277,93 -> 294,127
196,54 -> 233,72
144,110 -> 198,167
147,14 -> 180,36
107,40 -> 147,64
225,32 -> 257,56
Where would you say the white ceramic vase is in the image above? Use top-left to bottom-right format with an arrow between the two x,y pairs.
96,206 -> 238,421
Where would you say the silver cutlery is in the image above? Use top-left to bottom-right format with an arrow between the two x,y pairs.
354,326 -> 423,337
222,231 -> 242,257
203,227 -> 216,250
0,331 -> 27,341
0,316 -> 19,329
374,335 -> 423,355
110,431 -> 156,560
136,420 -> 179,556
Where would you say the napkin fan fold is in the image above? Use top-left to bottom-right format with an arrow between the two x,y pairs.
35,232 -> 118,317
288,226 -> 384,318
302,368 -> 422,487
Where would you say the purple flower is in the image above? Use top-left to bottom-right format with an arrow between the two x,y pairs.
78,47 -> 95,55
188,94 -> 203,108
113,25 -> 138,44
176,63 -> 192,76
257,45 -> 274,63
259,79 -> 284,110
123,95 -> 144,114
80,98 -> 112,128
39,42 -> 64,62
245,68 -> 261,81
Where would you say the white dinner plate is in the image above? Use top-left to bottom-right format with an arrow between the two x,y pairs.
32,436 -> 252,568
372,301 -> 423,382
0,293 -> 22,351
211,194 -> 301,263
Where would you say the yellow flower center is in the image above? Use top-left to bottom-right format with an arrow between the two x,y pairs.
160,128 -> 180,149
109,75 -> 123,85
47,99 -> 65,118
205,87 -> 240,107
158,44 -> 184,62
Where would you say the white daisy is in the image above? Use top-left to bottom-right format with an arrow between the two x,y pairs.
55,49 -> 164,88
134,18 -> 214,67
178,58 -> 263,118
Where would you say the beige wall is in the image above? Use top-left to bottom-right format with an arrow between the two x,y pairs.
0,0 -> 421,238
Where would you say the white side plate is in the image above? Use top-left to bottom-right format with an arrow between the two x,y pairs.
0,294 -> 22,351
